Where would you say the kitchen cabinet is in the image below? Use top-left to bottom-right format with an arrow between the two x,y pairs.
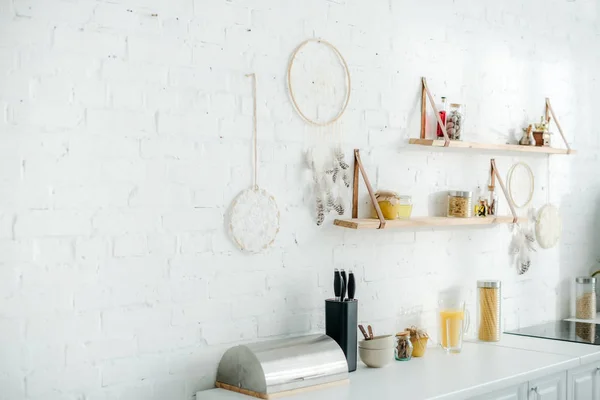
529,372 -> 567,400
471,383 -> 528,399
567,363 -> 600,400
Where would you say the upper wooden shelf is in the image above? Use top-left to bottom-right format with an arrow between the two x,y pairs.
408,139 -> 576,155
334,216 -> 524,230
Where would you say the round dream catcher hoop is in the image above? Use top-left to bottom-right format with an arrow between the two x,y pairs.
287,38 -> 351,126
228,74 -> 280,253
288,39 -> 352,225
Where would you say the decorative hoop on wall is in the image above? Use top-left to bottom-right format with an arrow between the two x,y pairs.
507,162 -> 534,209
287,38 -> 351,126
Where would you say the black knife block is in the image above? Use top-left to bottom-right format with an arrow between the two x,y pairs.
325,299 -> 357,372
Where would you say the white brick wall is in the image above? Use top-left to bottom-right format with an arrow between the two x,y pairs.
1,0 -> 600,399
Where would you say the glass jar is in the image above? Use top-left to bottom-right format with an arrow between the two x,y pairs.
447,103 -> 465,140
372,191 -> 412,220
477,280 -> 501,342
447,191 -> 472,218
575,277 -> 596,319
395,331 -> 413,361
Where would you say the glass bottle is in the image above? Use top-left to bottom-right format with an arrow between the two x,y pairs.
487,185 -> 498,216
474,186 -> 488,218
436,97 -> 447,139
395,331 -> 413,361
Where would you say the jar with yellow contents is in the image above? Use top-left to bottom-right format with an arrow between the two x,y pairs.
372,191 -> 412,220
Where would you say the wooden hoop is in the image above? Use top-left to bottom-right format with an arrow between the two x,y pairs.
507,162 -> 534,209
287,39 -> 351,126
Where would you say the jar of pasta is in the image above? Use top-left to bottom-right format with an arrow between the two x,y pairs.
447,191 -> 472,218
477,280 -> 501,342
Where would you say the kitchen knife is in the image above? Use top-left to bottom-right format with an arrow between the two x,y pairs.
333,269 -> 342,301
347,269 -> 355,300
340,269 -> 347,301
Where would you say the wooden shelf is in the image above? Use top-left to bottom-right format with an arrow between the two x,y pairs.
334,216 -> 523,230
408,138 -> 576,155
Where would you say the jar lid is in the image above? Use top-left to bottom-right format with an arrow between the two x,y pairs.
449,191 -> 472,198
478,280 -> 501,288
576,277 -> 596,284
375,191 -> 411,205
450,103 -> 461,107
395,331 -> 410,337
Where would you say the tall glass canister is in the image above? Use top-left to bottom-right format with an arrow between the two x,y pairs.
575,277 -> 596,319
477,280 -> 501,342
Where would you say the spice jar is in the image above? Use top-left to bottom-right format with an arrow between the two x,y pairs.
447,103 -> 465,140
372,191 -> 412,220
447,191 -> 472,218
575,277 -> 596,319
395,331 -> 413,361
477,280 -> 501,342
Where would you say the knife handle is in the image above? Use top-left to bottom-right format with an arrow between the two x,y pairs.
333,269 -> 341,301
347,271 -> 355,300
340,269 -> 347,301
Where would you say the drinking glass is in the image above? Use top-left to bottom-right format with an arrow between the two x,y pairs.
438,299 -> 470,353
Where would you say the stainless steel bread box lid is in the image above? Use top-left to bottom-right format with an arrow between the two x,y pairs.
215,334 -> 349,398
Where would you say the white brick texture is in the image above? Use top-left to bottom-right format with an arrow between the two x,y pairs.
1,0 -> 600,399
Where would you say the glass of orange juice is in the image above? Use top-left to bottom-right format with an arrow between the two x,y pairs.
438,300 -> 470,353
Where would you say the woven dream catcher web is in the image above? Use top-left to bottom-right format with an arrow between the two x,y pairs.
288,39 -> 351,225
228,74 -> 280,253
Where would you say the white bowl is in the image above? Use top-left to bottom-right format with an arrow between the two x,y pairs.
358,334 -> 394,350
359,347 -> 393,368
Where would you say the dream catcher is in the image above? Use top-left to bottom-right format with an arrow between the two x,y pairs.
228,74 -> 280,253
506,162 -> 536,274
287,39 -> 351,225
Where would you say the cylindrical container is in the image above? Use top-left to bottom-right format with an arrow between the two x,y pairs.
477,280 -> 501,342
372,191 -> 413,220
394,331 -> 413,361
436,96 -> 447,139
447,103 -> 465,140
575,277 -> 596,320
447,191 -> 472,218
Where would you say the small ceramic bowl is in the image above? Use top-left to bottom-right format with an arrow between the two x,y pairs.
358,334 -> 394,350
359,347 -> 393,368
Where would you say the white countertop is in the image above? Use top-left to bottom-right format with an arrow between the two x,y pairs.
197,339 -> 589,400
478,332 -> 600,365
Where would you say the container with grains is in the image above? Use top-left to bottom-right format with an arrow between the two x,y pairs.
477,280 -> 501,342
575,277 -> 596,320
394,331 -> 413,361
447,191 -> 472,218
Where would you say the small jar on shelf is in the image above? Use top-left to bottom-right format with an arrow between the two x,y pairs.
395,331 -> 413,361
447,103 -> 465,140
447,191 -> 472,218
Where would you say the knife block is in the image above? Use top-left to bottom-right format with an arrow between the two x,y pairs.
325,299 -> 357,372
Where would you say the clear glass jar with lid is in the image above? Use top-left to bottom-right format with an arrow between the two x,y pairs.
394,331 -> 413,361
447,191 -> 472,218
447,103 -> 465,140
477,280 -> 501,342
575,277 -> 596,319
372,191 -> 413,220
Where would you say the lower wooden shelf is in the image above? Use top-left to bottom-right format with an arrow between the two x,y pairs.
333,216 -> 522,230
